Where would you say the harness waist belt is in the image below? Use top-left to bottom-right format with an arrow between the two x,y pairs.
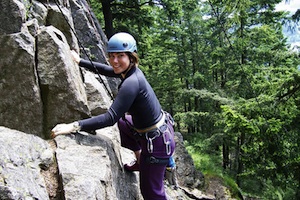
146,156 -> 170,165
135,112 -> 166,133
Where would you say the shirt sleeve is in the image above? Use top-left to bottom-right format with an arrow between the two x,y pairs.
79,59 -> 120,78
78,75 -> 139,131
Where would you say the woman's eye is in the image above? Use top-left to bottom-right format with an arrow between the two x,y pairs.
108,53 -> 125,60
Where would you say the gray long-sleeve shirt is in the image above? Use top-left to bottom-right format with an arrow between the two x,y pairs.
78,59 -> 162,131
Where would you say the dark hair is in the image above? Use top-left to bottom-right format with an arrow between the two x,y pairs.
126,52 -> 139,67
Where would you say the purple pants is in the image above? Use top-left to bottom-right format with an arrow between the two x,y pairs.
118,114 -> 175,200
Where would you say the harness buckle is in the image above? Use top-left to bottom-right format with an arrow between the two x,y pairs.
149,156 -> 159,164
147,156 -> 169,164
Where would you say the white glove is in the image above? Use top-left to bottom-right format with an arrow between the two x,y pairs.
71,50 -> 81,64
51,122 -> 80,138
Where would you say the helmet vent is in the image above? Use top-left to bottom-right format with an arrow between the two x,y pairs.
123,43 -> 128,48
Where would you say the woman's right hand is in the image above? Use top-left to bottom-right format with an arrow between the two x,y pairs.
71,50 -> 81,64
51,122 -> 79,138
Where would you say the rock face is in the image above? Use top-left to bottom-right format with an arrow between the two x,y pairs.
0,0 -> 115,138
0,127 -> 53,200
54,127 -> 142,200
0,126 -> 210,200
0,0 -> 209,199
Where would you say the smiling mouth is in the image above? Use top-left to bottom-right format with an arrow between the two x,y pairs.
113,65 -> 121,68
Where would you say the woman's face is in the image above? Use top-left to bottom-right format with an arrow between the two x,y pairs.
108,52 -> 130,74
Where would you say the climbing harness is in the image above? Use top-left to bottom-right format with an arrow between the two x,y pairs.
53,0 -> 114,101
122,111 -> 174,156
135,111 -> 166,133
143,112 -> 173,155
144,111 -> 173,156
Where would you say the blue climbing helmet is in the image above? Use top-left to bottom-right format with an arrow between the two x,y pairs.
107,32 -> 137,53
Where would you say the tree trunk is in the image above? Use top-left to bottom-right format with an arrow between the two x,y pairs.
223,143 -> 229,169
236,132 -> 245,186
100,0 -> 114,38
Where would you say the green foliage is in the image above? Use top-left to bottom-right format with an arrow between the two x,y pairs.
187,141 -> 242,199
185,140 -> 223,175
89,0 -> 300,198
90,0 -> 104,23
261,179 -> 296,200
223,175 -> 242,200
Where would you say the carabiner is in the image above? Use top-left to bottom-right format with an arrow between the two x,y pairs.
146,131 -> 159,153
147,138 -> 153,153
162,130 -> 172,155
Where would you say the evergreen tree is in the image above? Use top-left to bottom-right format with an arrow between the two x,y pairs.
89,0 -> 300,198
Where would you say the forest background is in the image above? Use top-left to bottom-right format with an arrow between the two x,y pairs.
85,0 -> 300,199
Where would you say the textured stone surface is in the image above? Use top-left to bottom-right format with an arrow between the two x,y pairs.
0,126 -> 53,200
